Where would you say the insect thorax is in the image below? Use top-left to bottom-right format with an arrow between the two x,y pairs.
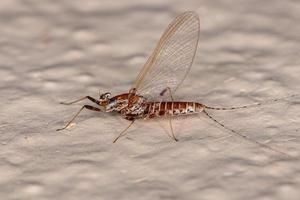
105,94 -> 148,117
105,98 -> 128,112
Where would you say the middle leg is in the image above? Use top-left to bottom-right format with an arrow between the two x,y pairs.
113,120 -> 135,143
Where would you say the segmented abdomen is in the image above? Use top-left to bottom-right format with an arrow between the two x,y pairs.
146,102 -> 203,118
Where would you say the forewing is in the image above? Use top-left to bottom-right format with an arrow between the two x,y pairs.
131,11 -> 200,100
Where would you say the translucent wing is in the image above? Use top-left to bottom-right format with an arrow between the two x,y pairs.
131,11 -> 200,99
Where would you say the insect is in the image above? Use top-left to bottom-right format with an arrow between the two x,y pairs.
57,11 -> 295,157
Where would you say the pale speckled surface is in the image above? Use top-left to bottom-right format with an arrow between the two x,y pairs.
1,0 -> 300,200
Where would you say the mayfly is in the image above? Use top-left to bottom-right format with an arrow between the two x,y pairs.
57,11 -> 295,157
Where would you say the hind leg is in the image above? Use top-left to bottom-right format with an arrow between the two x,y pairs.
160,87 -> 174,101
160,87 -> 178,142
168,118 -> 178,142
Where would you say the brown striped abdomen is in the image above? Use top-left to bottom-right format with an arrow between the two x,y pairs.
146,102 -> 204,118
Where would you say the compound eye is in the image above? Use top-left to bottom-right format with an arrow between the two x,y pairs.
105,93 -> 111,98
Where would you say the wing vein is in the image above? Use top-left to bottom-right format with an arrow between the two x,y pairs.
131,11 -> 200,100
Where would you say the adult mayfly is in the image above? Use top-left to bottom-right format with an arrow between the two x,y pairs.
57,11 -> 293,156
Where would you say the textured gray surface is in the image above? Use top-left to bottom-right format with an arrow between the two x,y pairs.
1,0 -> 300,199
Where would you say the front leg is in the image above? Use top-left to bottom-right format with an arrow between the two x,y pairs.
57,105 -> 101,131
60,96 -> 100,105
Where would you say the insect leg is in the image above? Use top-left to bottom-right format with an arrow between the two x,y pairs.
168,117 -> 178,142
160,87 -> 174,101
160,87 -> 178,141
202,109 -> 292,157
113,120 -> 135,143
57,105 -> 101,131
60,96 -> 100,105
